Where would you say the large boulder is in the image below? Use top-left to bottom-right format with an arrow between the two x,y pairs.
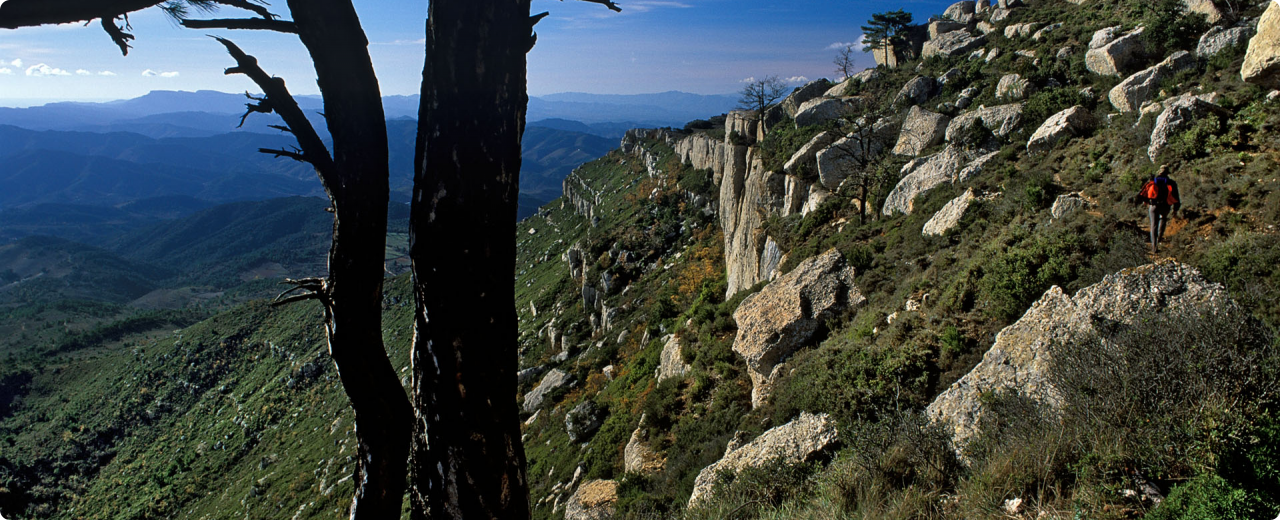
1197,25 -> 1255,57
732,249 -> 866,408
893,76 -> 938,107
996,73 -> 1034,101
1031,22 -> 1064,41
1110,51 -> 1197,112
926,261 -> 1249,451
783,131 -> 840,176
794,97 -> 856,127
1148,94 -> 1228,161
882,145 -> 976,215
524,368 -> 572,412
1184,0 -> 1223,24
1005,22 -> 1039,39
1050,192 -> 1088,220
826,69 -> 880,96
944,0 -> 977,23
922,188 -> 977,236
944,103 -> 1025,143
566,400 -> 605,443
1243,1 -> 1280,88
565,480 -> 618,520
1027,105 -> 1096,154
624,419 -> 666,475
781,79 -> 834,117
688,412 -> 839,508
929,20 -> 968,40
922,31 -> 987,59
655,334 -> 692,382
893,106 -> 951,156
1085,26 -> 1146,77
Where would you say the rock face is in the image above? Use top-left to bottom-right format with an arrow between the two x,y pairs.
732,249 -> 866,408
1148,95 -> 1227,161
784,131 -> 840,175
883,146 -> 976,215
688,412 -> 839,508
1027,105 -> 1096,154
893,106 -> 951,156
624,420 -> 666,475
781,79 -> 834,117
721,147 -> 785,297
655,334 -> 692,382
943,0 -> 976,23
524,368 -> 572,412
996,73 -> 1033,101
894,76 -> 938,106
945,103 -> 1025,143
1243,1 -> 1280,88
923,31 -> 987,59
926,261 -> 1245,450
565,480 -> 618,520
1050,192 -> 1087,220
566,400 -> 605,442
1197,25 -> 1255,57
1110,51 -> 1196,112
795,97 -> 856,127
922,189 -> 976,236
929,20 -> 968,40
1085,26 -> 1145,77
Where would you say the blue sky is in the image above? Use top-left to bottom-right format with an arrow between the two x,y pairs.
0,0 -> 954,105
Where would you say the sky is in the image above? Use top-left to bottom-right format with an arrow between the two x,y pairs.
0,0 -> 955,105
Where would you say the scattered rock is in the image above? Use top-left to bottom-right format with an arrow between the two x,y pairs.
944,0 -> 977,23
688,412 -> 839,508
732,249 -> 866,407
996,0 -> 1023,8
1085,26 -> 1145,77
926,261 -> 1249,451
1027,105 -> 1096,154
1005,22 -> 1039,39
1031,22 -> 1063,41
893,106 -> 951,156
1057,46 -> 1074,59
1050,192 -> 1087,220
930,20 -> 968,40
894,76 -> 939,106
781,79 -> 834,117
937,67 -> 963,86
655,334 -> 692,382
1197,25 -> 1255,57
1184,0 -> 1222,24
518,365 -> 549,386
784,131 -> 840,176
1148,94 -> 1228,161
565,480 -> 618,520
883,145 -> 976,215
1243,1 -> 1280,88
976,21 -> 998,35
996,73 -> 1034,101
524,368 -> 572,412
566,400 -> 605,443
1110,51 -> 1196,112
923,189 -> 977,236
989,7 -> 1016,22
923,31 -> 987,59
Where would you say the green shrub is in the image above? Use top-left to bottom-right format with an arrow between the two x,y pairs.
1022,87 -> 1090,132
1141,0 -> 1209,55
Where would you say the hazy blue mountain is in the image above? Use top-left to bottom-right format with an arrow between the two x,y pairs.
0,197 -> 214,244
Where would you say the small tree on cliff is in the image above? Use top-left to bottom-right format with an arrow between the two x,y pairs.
861,10 -> 914,66
834,44 -> 858,81
738,75 -> 789,133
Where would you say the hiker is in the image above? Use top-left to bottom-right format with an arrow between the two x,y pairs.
1138,165 -> 1181,254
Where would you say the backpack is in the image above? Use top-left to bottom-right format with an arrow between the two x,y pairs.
1140,176 -> 1178,205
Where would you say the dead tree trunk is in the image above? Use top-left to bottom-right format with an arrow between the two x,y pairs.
407,1 -> 534,517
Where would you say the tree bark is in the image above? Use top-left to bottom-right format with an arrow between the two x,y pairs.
408,1 -> 533,518
285,2 -> 413,518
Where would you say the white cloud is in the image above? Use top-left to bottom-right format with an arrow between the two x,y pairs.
787,76 -> 810,83
76,69 -> 91,76
160,71 -> 180,78
142,69 -> 158,77
628,1 -> 692,12
142,69 -> 179,78
826,41 -> 856,50
740,76 -> 756,83
98,71 -> 117,76
0,68 -> 11,75
10,59 -> 21,67
25,63 -> 70,76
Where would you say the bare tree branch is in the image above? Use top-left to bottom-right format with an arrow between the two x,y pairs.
212,36 -> 339,196
181,17 -> 297,32
272,277 -> 329,307
259,147 -> 306,162
572,0 -> 622,12
101,15 -> 136,56
209,0 -> 276,19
